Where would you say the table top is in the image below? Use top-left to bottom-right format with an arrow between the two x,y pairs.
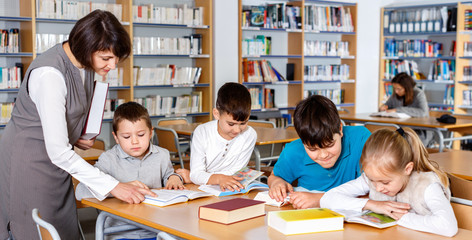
430,150 -> 472,181
83,185 -> 472,240
340,113 -> 472,130
163,123 -> 299,145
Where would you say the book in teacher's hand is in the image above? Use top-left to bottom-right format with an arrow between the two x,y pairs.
143,189 -> 212,207
81,81 -> 109,140
268,208 -> 344,235
198,198 -> 265,224
336,210 -> 397,229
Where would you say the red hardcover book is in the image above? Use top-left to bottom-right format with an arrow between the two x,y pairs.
198,198 -> 265,224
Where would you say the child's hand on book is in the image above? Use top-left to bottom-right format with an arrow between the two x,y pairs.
364,200 -> 410,220
216,174 -> 244,192
268,177 -> 294,202
289,192 -> 323,209
165,175 -> 185,190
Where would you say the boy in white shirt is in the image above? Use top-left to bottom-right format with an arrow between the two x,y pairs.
178,82 -> 257,191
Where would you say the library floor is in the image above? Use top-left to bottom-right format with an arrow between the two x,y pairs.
78,207 -> 99,239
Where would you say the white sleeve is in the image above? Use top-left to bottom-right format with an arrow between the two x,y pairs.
320,174 -> 370,212
189,127 -> 212,185
397,183 -> 458,237
29,67 -> 118,200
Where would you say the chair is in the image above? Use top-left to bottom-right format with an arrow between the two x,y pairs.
447,173 -> 472,230
32,208 -> 61,240
92,138 -> 105,151
156,118 -> 191,151
248,120 -> 276,167
155,126 -> 187,169
363,122 -> 399,133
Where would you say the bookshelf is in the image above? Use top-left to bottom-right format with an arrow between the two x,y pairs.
0,0 -> 213,129
379,2 -> 472,115
238,0 -> 357,121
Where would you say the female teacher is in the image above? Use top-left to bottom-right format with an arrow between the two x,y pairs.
0,10 -> 154,240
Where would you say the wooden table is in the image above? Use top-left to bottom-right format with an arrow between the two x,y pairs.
83,185 -> 472,240
75,148 -> 104,164
340,113 -> 472,152
430,150 -> 472,181
163,123 -> 299,171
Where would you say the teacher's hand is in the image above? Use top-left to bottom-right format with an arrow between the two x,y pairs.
110,182 -> 157,204
75,138 -> 95,150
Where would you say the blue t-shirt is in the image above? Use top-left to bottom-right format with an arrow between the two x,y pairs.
273,126 -> 371,191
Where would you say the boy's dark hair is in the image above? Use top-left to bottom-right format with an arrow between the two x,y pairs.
112,102 -> 152,133
216,82 -> 251,121
391,72 -> 416,106
68,10 -> 131,70
294,95 -> 341,148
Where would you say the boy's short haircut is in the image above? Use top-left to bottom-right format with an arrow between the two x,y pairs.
216,82 -> 251,121
294,95 -> 341,148
112,102 -> 152,133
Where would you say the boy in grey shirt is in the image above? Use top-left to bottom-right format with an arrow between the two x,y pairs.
76,102 -> 184,240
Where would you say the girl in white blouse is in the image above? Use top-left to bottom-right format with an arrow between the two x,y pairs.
320,127 -> 458,237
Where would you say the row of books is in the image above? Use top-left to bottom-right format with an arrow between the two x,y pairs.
304,5 -> 354,32
443,84 -> 454,105
241,3 -> 301,29
383,59 -> 455,81
304,89 -> 344,105
133,35 -> 202,55
462,42 -> 472,57
242,59 -> 285,83
94,68 -> 123,87
248,87 -> 275,110
465,10 -> 472,31
36,33 -> 69,53
0,102 -> 14,124
133,4 -> 204,26
0,64 -> 23,89
462,66 -> 472,81
304,40 -> 349,57
304,64 -> 350,81
103,98 -> 125,119
463,90 -> 472,106
383,39 -> 445,58
134,92 -> 202,116
383,7 -> 456,34
133,66 -> 202,86
241,35 -> 271,56
427,59 -> 455,81
0,29 -> 19,53
36,0 -> 122,21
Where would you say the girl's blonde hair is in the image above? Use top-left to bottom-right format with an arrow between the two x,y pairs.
360,127 -> 448,188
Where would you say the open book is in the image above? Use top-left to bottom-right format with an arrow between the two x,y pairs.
143,189 -> 212,207
370,111 -> 411,119
335,210 -> 397,228
198,167 -> 267,196
254,191 -> 290,207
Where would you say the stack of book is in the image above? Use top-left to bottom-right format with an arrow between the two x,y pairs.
304,89 -> 344,105
133,65 -> 202,86
304,40 -> 349,57
133,35 -> 202,55
0,29 -> 19,53
0,64 -> 23,89
134,92 -> 202,116
36,34 -> 69,53
0,102 -> 14,124
384,60 -> 421,80
241,3 -> 301,29
463,66 -> 472,81
242,59 -> 285,83
443,84 -> 454,105
248,87 -> 275,110
427,59 -> 455,81
383,7 -> 455,34
462,90 -> 471,106
133,4 -> 203,26
94,68 -> 124,87
103,98 -> 126,119
36,0 -> 122,21
304,64 -> 350,81
384,39 -> 446,58
304,5 -> 354,32
241,35 -> 271,56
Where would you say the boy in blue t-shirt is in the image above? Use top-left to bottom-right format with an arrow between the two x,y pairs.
268,95 -> 371,209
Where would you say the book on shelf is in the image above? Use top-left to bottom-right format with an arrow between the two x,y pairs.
268,208 -> 344,235
254,191 -> 289,207
143,189 -> 212,207
370,111 -> 411,119
198,198 -> 265,224
81,81 -> 109,140
241,3 -> 301,29
336,210 -> 397,229
198,167 -> 267,197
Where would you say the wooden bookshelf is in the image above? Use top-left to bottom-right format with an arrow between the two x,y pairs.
379,2 -> 472,115
238,0 -> 358,118
0,0 -> 213,126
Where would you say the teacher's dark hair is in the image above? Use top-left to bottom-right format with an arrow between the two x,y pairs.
68,10 -> 131,70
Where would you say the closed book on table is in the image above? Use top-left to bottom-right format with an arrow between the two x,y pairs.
198,198 -> 265,224
268,208 -> 344,235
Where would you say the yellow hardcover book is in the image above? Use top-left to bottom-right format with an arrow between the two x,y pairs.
268,208 -> 344,235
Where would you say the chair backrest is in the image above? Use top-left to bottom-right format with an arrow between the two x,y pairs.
248,120 -> 276,128
32,208 -> 61,240
448,173 -> 472,230
448,173 -> 472,200
157,117 -> 188,126
451,201 -> 472,230
155,126 -> 184,168
364,122 -> 399,133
